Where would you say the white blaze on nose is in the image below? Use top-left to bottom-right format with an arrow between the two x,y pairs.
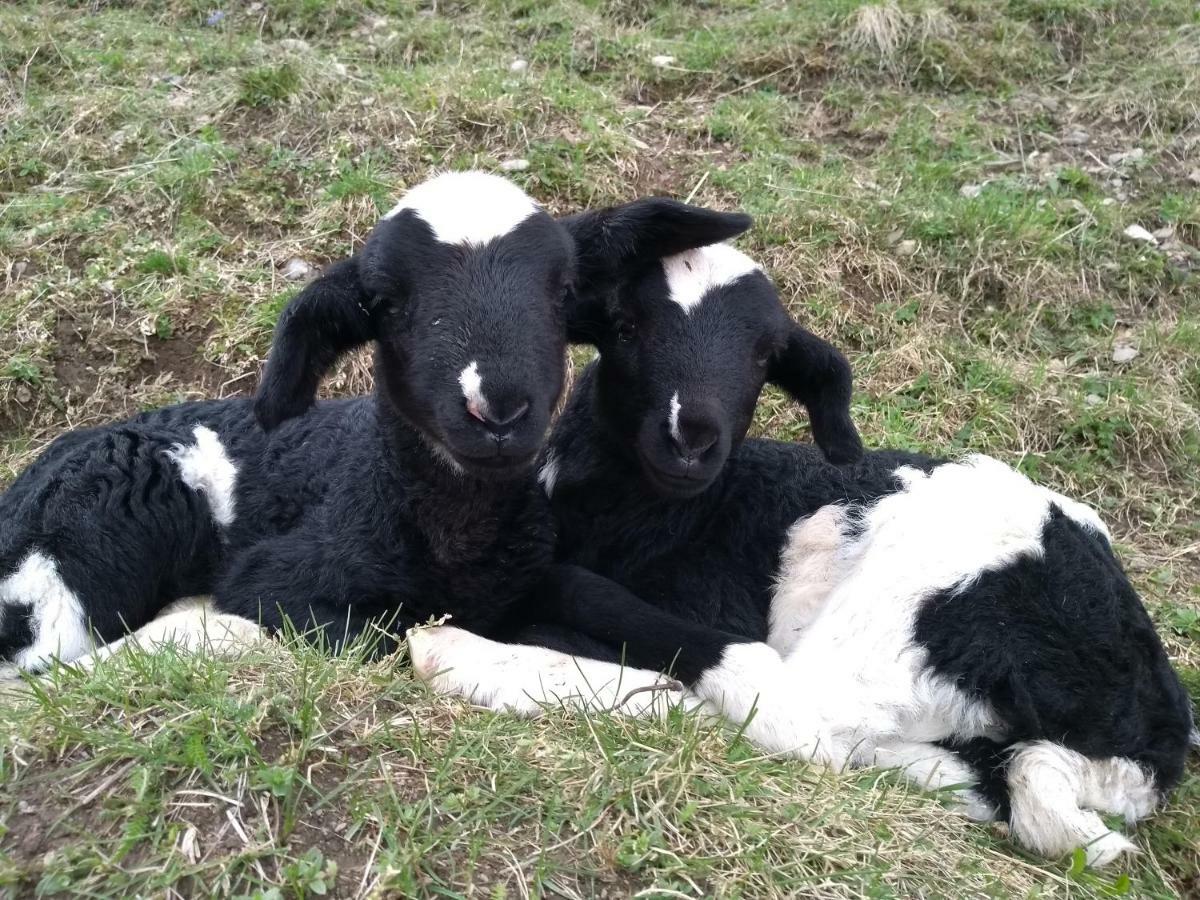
459,361 -> 490,422
661,243 -> 761,314
668,391 -> 682,443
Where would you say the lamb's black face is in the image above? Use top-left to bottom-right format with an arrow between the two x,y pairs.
255,171 -> 573,481
364,190 -> 571,480
596,246 -> 789,498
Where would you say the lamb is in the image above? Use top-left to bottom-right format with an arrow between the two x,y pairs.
407,240 -> 1195,866
1,173 -> 752,676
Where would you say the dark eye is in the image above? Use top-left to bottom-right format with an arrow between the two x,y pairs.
617,321 -> 638,343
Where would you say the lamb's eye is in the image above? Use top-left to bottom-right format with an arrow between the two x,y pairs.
617,321 -> 638,343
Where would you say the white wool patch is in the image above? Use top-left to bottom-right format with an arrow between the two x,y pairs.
661,243 -> 760,314
538,451 -> 560,498
382,171 -> 538,246
167,426 -> 237,527
1007,741 -> 1155,866
768,505 -> 853,656
668,391 -> 682,443
458,360 -> 490,422
2,551 -> 93,670
407,625 -> 692,718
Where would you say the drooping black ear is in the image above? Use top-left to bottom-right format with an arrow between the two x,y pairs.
768,324 -> 864,464
560,198 -> 752,341
254,257 -> 379,431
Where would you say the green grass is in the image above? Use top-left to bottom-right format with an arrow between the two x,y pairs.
1,0 -> 1198,896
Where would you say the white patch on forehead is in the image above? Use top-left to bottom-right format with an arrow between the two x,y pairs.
668,392 -> 682,443
661,243 -> 760,314
458,360 -> 491,422
382,171 -> 539,246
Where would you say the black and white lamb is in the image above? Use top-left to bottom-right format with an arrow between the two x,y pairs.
407,240 -> 1196,866
0,173 -> 752,676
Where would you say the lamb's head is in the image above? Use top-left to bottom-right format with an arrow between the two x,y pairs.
565,231 -> 863,499
255,171 -> 573,480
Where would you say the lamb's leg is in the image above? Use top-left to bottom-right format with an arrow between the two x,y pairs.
407,625 -> 691,718
70,597 -> 266,672
1007,741 -> 1154,867
528,565 -> 853,763
871,740 -> 997,821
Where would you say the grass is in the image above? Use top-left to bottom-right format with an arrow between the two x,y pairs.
0,0 -> 1198,895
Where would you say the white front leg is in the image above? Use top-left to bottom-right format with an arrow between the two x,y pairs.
407,625 -> 693,718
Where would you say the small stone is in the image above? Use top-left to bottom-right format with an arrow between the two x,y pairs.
499,158 -> 530,172
279,38 -> 312,53
1100,197 -> 1116,206
205,10 -> 225,27
282,258 -> 315,281
18,800 -> 34,815
1084,393 -> 1102,406
11,260 -> 29,281
1188,170 -> 1200,186
509,59 -> 528,73
650,55 -> 676,68
959,183 -> 983,199
895,239 -> 918,257
1152,225 -> 1175,241
629,137 -> 650,150
1106,148 -> 1144,165
99,279 -> 116,295
1111,344 -> 1139,364
15,385 -> 32,404
1122,224 -> 1157,245
332,62 -> 348,78
1062,129 -> 1090,146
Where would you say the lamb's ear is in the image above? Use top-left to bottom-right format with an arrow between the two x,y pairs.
561,198 -> 752,297
768,323 -> 863,464
254,257 -> 378,431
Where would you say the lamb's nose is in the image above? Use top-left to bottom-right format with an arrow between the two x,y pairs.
477,399 -> 530,431
671,417 -> 720,459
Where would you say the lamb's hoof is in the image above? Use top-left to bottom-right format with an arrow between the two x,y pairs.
406,625 -> 467,685
1084,831 -> 1138,868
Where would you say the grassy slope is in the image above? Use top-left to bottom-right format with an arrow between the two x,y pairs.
1,0 -> 1197,896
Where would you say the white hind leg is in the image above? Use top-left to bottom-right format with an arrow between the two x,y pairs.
1,550 -> 94,677
1008,741 -> 1155,866
872,740 -> 996,821
71,597 -> 266,672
